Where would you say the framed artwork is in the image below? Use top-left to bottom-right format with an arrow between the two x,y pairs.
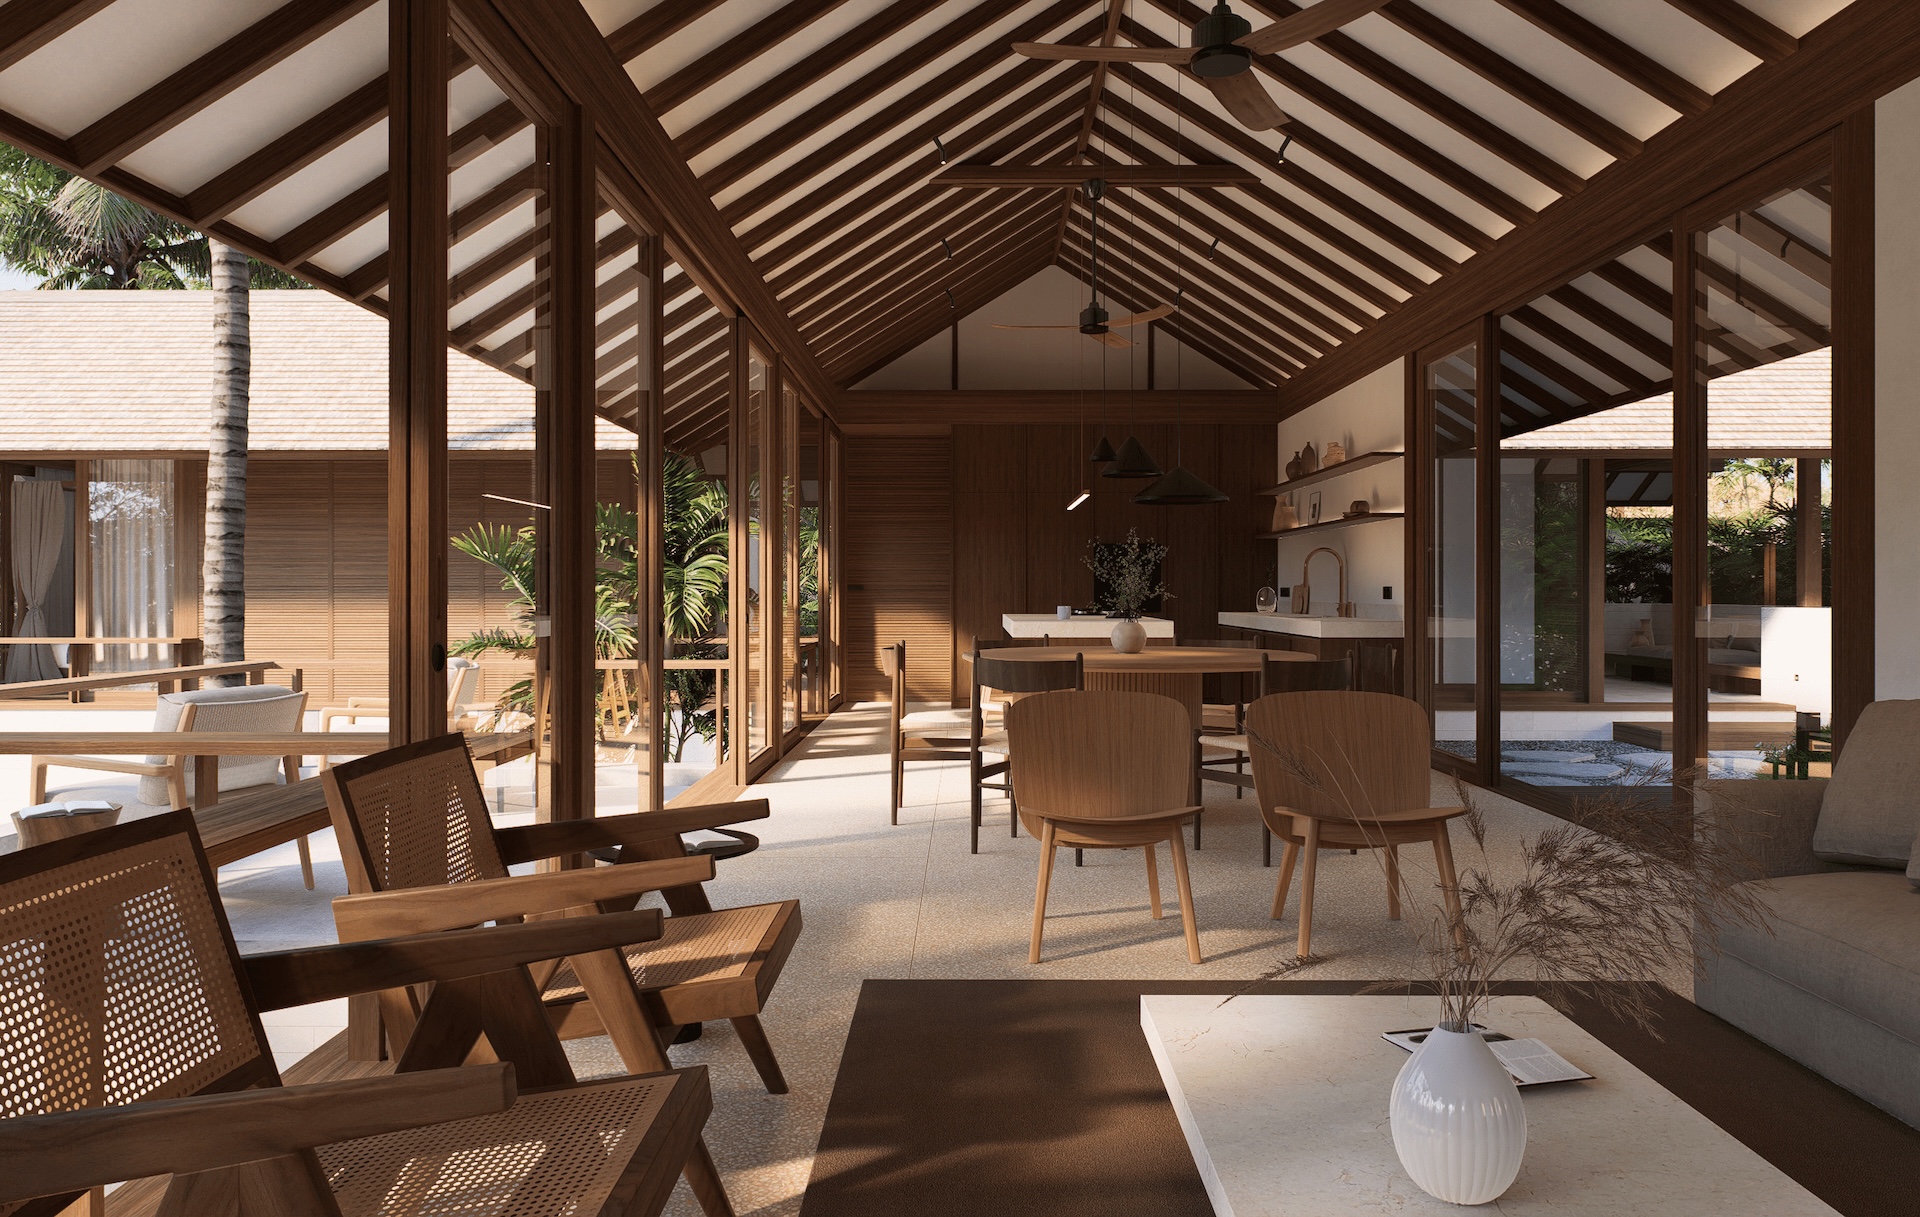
1308,491 -> 1323,524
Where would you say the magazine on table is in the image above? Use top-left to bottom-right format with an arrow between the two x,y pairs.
1383,1026 -> 1594,1087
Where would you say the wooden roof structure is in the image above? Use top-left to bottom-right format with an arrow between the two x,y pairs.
0,0 -> 1900,451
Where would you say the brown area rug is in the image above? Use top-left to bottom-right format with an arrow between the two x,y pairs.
799,979 -> 1920,1217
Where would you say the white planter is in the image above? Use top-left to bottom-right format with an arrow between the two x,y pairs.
1389,1024 -> 1527,1205
1110,619 -> 1147,653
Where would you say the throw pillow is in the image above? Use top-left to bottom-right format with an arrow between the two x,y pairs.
1814,700 -> 1920,868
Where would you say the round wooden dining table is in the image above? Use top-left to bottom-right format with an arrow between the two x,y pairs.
973,645 -> 1312,726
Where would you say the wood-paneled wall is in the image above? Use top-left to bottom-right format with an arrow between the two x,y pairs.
244,455 -> 631,705
839,424 -> 1274,707
952,424 -> 1275,697
843,434 -> 953,702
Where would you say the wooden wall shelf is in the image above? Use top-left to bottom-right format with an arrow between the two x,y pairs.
1257,451 -> 1402,496
1258,511 -> 1405,540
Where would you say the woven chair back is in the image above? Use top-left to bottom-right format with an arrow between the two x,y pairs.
1262,655 -> 1353,693
0,812 -> 274,1145
323,734 -> 509,895
1006,689 -> 1192,823
1244,691 -> 1429,822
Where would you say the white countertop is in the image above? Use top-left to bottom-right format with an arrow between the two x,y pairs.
1003,613 -> 1176,639
1218,610 -> 1402,639
1142,994 -> 1836,1217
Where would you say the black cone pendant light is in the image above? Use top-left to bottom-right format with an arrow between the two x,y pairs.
1089,434 -> 1117,463
1101,434 -> 1161,479
1135,463 -> 1229,505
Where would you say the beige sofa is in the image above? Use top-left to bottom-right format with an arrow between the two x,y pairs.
1696,700 -> 1920,1128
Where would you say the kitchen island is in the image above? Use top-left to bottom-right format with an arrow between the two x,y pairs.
1216,610 -> 1404,688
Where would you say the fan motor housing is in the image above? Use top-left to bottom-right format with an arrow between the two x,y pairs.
1191,4 -> 1253,77
1078,304 -> 1111,334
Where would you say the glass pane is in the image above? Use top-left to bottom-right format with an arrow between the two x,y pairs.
744,346 -> 770,760
1428,342 -> 1478,764
89,459 -> 176,675
1697,173 -> 1831,781
796,403 -> 824,721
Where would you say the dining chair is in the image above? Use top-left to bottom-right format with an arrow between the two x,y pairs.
1188,638 -> 1262,798
1245,690 -> 1466,959
1007,689 -> 1204,964
324,734 -> 801,1097
970,647 -> 1084,854
884,639 -> 974,825
0,810 -> 731,1217
1356,639 -> 1400,693
1200,655 -> 1353,862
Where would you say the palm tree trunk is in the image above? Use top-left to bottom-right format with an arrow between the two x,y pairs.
202,241 -> 249,680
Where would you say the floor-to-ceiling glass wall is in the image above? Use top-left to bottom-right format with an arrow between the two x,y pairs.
1690,168 -> 1833,780
1420,337 -> 1481,771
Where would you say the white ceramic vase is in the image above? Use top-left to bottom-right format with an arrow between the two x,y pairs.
1110,619 -> 1147,654
1389,1024 -> 1527,1205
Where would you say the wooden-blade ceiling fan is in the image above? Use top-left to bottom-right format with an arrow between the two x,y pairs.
1014,0 -> 1390,132
991,179 -> 1172,349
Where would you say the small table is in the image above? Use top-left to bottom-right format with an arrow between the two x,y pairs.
1002,613 -> 1177,640
1141,994 -> 1838,1216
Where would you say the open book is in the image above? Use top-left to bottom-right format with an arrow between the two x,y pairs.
1384,1026 -> 1594,1087
19,799 -> 120,818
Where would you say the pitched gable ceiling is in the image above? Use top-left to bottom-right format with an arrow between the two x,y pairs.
0,0 -> 1859,452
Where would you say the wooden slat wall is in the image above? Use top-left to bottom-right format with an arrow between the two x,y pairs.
843,434 -> 953,703
244,455 -> 632,707
951,423 -> 1276,699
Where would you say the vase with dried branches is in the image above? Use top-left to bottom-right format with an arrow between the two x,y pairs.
1247,727 -> 1771,1203
1084,528 -> 1170,653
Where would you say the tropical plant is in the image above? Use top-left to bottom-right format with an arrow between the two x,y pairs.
451,452 -> 731,760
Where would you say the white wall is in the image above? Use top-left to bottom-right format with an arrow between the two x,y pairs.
1877,79 -> 1920,697
1272,359 -> 1405,616
852,266 -> 1248,391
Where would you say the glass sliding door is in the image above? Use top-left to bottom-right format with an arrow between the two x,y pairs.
1422,339 -> 1480,769
1689,168 -> 1832,781
741,342 -> 773,769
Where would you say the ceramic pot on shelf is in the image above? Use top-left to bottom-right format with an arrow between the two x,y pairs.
1389,1024 -> 1527,1205
1324,440 -> 1347,466
1285,452 -> 1304,480
1299,441 -> 1319,473
1110,619 -> 1147,654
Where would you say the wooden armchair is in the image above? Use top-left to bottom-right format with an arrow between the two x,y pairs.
1006,689 -> 1204,964
1246,691 -> 1465,959
323,734 -> 801,1096
0,811 -> 727,1217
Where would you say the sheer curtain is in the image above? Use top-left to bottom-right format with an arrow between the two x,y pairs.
4,477 -> 68,682
90,460 -> 176,674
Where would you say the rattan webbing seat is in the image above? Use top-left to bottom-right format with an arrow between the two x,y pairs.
0,811 -> 724,1217
323,734 -> 801,1096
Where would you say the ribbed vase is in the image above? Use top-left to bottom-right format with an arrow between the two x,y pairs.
1389,1025 -> 1527,1205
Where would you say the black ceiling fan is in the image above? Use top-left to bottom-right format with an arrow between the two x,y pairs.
991,180 -> 1172,349
1014,0 -> 1390,132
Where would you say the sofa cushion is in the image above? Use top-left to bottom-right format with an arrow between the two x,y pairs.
139,684 -> 305,804
1812,700 -> 1920,867
1718,871 -> 1920,1046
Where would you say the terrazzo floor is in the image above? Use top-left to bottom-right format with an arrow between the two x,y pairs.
11,703 -> 1660,1217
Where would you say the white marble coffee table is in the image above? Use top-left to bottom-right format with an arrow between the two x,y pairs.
1141,994 -> 1838,1216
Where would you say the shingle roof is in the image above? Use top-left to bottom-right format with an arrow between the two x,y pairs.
0,290 -> 631,453
1502,347 -> 1830,453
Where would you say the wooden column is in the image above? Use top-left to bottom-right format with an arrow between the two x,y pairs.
637,233 -> 665,813
1672,223 -> 1709,782
386,0 -> 448,746
1832,108 -> 1875,752
728,318 -> 747,784
1796,456 -> 1824,607
1402,355 -> 1426,706
543,104 -> 597,824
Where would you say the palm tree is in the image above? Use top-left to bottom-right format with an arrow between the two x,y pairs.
1,145 -> 304,678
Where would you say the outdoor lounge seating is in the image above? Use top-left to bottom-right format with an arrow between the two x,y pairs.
0,811 -> 726,1217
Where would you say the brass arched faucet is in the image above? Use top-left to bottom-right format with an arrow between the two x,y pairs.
1291,546 -> 1356,617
